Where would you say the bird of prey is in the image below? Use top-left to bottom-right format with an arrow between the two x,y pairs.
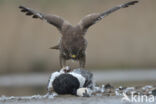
19,1 -> 139,68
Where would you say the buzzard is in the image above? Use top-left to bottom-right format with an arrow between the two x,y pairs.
19,1 -> 138,68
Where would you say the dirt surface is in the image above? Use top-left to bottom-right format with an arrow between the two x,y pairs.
0,84 -> 156,104
0,96 -> 122,104
1,95 -> 156,104
0,70 -> 156,104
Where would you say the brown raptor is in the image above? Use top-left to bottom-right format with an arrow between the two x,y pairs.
19,1 -> 139,68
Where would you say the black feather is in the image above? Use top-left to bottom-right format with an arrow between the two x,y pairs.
33,15 -> 39,18
122,1 -> 139,8
21,9 -> 27,12
19,6 -> 24,9
26,12 -> 33,15
52,74 -> 80,95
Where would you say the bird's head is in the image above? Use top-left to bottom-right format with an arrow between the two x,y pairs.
69,37 -> 87,59
69,47 -> 83,59
70,49 -> 78,59
71,54 -> 76,59
62,33 -> 87,59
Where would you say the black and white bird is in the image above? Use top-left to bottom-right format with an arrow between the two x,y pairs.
19,1 -> 139,68
47,66 -> 94,97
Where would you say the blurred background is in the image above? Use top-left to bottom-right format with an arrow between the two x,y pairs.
0,0 -> 156,96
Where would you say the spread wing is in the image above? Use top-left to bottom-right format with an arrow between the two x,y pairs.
78,1 -> 139,32
19,6 -> 69,32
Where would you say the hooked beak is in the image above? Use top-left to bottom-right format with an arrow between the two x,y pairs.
71,54 -> 76,58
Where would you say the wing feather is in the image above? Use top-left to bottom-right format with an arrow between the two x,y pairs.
78,1 -> 139,32
19,6 -> 69,31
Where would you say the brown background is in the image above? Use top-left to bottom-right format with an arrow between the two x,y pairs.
0,0 -> 156,74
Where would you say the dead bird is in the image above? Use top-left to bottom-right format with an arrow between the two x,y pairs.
47,67 -> 93,97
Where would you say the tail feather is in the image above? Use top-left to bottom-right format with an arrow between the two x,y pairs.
50,45 -> 59,50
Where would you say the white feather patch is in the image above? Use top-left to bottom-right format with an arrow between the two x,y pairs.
76,88 -> 92,97
48,67 -> 69,91
47,72 -> 61,90
36,13 -> 43,18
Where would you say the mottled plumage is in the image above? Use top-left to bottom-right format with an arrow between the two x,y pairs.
47,68 -> 93,96
19,1 -> 138,68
